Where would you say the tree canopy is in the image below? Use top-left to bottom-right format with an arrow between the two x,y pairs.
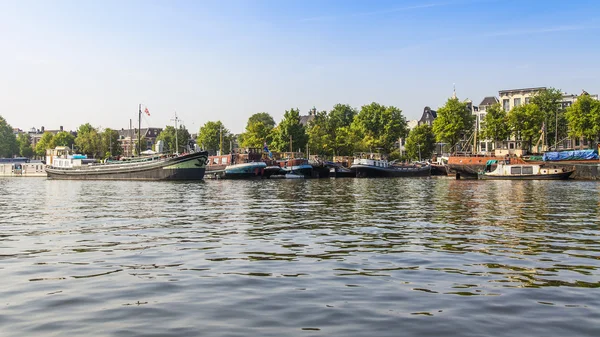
507,103 -> 543,151
432,98 -> 474,152
306,110 -> 331,156
530,87 -> 565,148
405,124 -> 436,161
101,128 -> 123,158
238,112 -> 276,148
270,108 -> 308,152
157,126 -> 191,154
351,102 -> 407,154
75,123 -> 102,157
197,121 -> 233,154
17,133 -> 33,158
53,131 -> 75,148
0,116 -> 18,158
565,93 -> 600,142
35,132 -> 55,157
480,103 -> 511,142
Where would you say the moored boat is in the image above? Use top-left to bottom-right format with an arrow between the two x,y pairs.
278,157 -> 313,178
0,158 -> 46,177
45,147 -> 208,180
351,158 -> 431,178
478,161 -> 574,180
224,161 -> 267,179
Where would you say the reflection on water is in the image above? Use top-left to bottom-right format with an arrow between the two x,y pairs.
1,177 -> 599,336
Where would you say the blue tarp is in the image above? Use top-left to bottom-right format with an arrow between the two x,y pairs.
543,149 -> 598,161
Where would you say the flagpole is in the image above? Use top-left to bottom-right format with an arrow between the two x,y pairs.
138,104 -> 142,156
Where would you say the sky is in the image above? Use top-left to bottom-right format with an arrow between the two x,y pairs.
1,0 -> 599,134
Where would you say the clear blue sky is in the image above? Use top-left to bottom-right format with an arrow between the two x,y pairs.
1,0 -> 598,134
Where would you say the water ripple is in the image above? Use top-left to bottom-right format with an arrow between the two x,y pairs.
0,177 -> 599,336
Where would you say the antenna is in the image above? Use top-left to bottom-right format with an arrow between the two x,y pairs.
171,112 -> 183,155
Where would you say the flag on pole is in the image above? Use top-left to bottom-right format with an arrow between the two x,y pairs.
144,107 -> 150,116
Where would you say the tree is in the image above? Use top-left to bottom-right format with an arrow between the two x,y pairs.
0,116 -> 18,158
328,104 -> 358,156
507,103 -> 543,151
75,123 -> 102,158
270,108 -> 308,152
239,112 -> 276,148
351,102 -> 407,154
480,103 -> 511,142
17,133 -> 34,158
35,132 -> 55,157
530,87 -> 564,148
306,110 -> 331,156
53,131 -> 75,148
197,121 -> 233,154
100,128 -> 123,158
565,94 -> 600,145
405,124 -> 436,161
156,126 -> 191,154
432,98 -> 474,152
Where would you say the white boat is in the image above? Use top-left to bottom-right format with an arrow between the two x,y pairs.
0,158 -> 46,177
478,161 -> 574,180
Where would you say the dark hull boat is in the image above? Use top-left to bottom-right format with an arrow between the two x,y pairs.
351,159 -> 431,178
46,151 -> 208,181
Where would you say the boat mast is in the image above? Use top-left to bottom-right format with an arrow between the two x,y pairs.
219,125 -> 223,155
138,104 -> 142,156
171,112 -> 180,155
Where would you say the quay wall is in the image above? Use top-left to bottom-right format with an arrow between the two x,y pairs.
549,162 -> 600,180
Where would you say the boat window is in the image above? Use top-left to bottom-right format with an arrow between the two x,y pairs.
212,158 -> 219,165
522,166 -> 533,175
510,166 -> 522,175
222,157 -> 228,164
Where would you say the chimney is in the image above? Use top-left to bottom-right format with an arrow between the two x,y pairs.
60,126 -> 63,131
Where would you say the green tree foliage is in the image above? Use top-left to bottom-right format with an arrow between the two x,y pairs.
17,133 -> 34,158
100,128 -> 123,158
156,126 -> 191,153
507,103 -> 543,150
270,108 -> 308,152
351,102 -> 407,154
238,112 -> 275,148
0,116 -> 18,158
327,104 -> 358,156
530,88 -> 564,148
405,124 -> 436,161
35,132 -> 55,157
197,121 -> 233,154
565,94 -> 600,142
75,123 -> 102,157
306,110 -> 331,155
432,98 -> 474,152
480,103 -> 511,141
52,131 -> 75,148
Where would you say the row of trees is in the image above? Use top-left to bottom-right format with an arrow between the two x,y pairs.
196,103 -> 409,157
2,88 -> 599,161
479,89 -> 600,153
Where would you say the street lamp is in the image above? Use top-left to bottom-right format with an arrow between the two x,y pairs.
417,143 -> 422,162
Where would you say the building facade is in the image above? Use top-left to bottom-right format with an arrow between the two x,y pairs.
118,127 -> 162,156
498,87 -> 545,111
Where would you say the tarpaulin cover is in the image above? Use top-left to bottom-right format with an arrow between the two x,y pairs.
543,150 -> 598,161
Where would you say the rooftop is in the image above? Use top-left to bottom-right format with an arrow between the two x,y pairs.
499,87 -> 546,95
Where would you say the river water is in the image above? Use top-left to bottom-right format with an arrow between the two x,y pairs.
1,177 -> 599,336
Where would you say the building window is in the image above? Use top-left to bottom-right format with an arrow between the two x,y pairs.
503,99 -> 510,111
525,97 -> 530,104
514,98 -> 521,107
